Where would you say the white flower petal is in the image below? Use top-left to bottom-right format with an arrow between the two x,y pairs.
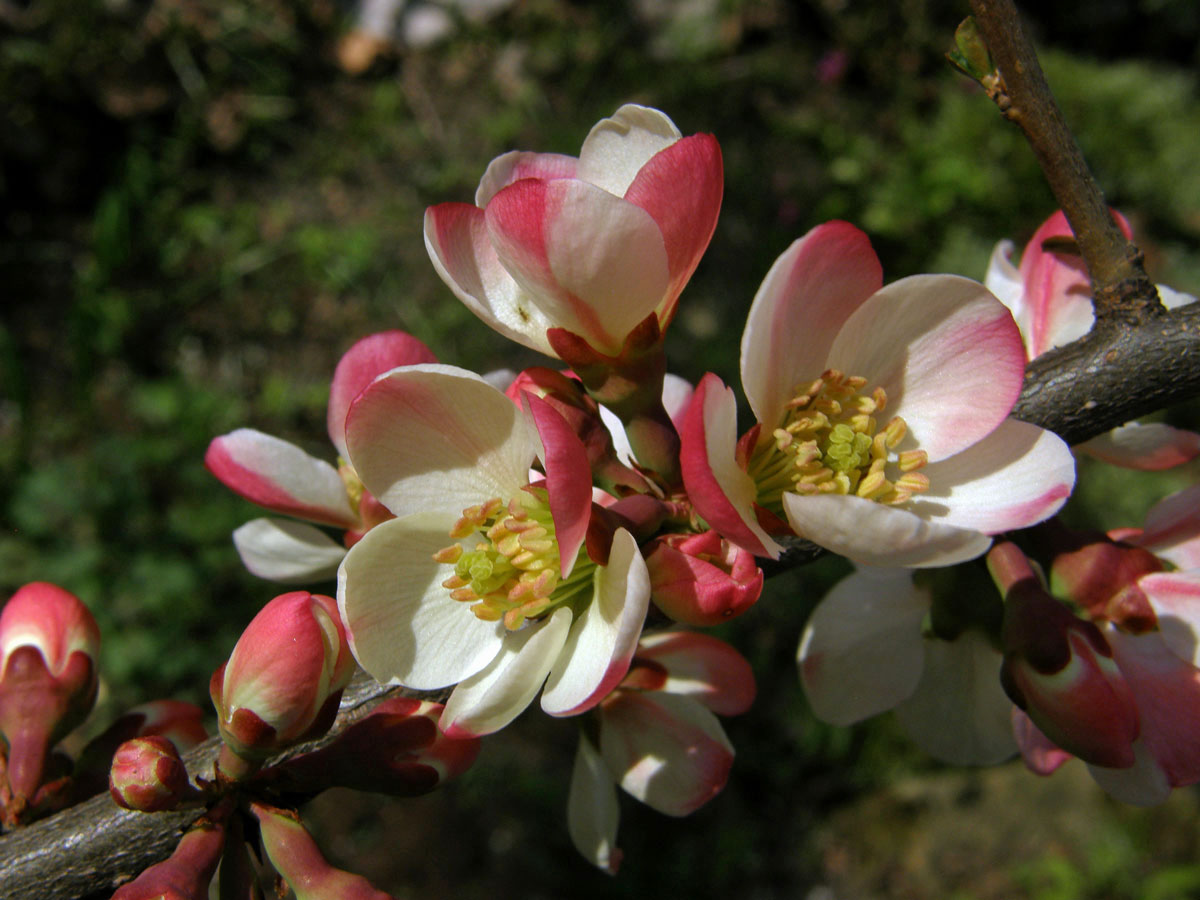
782,492 -> 992,568
345,364 -> 535,518
542,529 -> 650,716
893,630 -> 1017,766
232,518 -> 347,584
599,691 -> 733,817
206,429 -> 358,528
576,104 -> 681,197
1077,421 -> 1200,471
1087,740 -> 1171,806
1140,571 -> 1200,667
337,511 -> 504,689
911,419 -> 1075,534
440,606 -> 572,737
826,275 -> 1026,462
567,734 -> 622,875
797,567 -> 928,725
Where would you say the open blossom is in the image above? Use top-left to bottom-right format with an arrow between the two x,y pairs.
797,566 -> 1017,766
568,631 -> 755,873
681,220 -> 1075,568
1011,487 -> 1200,804
337,364 -> 650,738
424,104 -> 722,359
206,331 -> 436,583
986,209 -> 1200,470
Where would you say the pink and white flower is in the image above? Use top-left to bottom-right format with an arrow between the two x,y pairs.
986,209 -> 1200,470
568,631 -> 754,873
206,331 -> 436,582
797,567 -> 1017,765
336,364 -> 650,738
1009,495 -> 1200,804
424,104 -> 722,358
681,220 -> 1075,568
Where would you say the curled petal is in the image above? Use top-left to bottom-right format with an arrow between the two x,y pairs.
327,331 -> 438,458
576,104 -> 681,196
345,365 -> 535,518
1105,626 -> 1200,789
680,373 -> 783,559
1011,708 -> 1074,776
441,606 -> 572,738
232,518 -> 346,584
1125,484 -> 1200,570
1139,571 -> 1200,667
827,275 -> 1026,462
525,393 -> 592,577
636,630 -> 756,716
1077,422 -> 1200,472
567,734 -> 622,875
485,178 -> 670,355
797,567 -> 928,724
913,419 -> 1075,534
599,691 -> 733,817
424,202 -> 553,355
476,150 -> 578,207
783,493 -> 992,568
541,529 -> 650,717
740,221 -> 882,430
206,429 -> 358,528
623,133 -> 723,321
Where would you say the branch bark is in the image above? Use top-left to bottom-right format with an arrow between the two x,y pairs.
0,672 -> 414,900
967,0 -> 1162,324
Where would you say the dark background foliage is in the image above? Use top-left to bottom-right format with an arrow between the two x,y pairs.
3,1 -> 1200,896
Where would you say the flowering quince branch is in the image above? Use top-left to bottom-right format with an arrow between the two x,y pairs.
7,14 -> 1200,895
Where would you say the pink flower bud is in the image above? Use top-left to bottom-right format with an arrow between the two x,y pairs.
266,698 -> 480,796
111,803 -> 229,900
1000,579 -> 1139,769
109,735 -> 191,812
644,531 -> 763,626
211,592 -> 354,766
251,802 -> 395,900
73,699 -> 208,801
1050,537 -> 1163,630
0,582 -> 100,804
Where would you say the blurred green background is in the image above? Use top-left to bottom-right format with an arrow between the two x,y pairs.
3,0 -> 1200,896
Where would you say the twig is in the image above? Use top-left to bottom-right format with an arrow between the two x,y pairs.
967,0 -> 1163,325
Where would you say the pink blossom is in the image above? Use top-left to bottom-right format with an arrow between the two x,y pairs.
567,631 -> 754,872
206,331 -> 436,582
337,365 -> 649,738
682,220 -> 1074,568
986,209 -> 1200,470
424,104 -> 722,359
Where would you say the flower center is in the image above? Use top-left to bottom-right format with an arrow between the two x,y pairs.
432,486 -> 594,631
747,369 -> 929,514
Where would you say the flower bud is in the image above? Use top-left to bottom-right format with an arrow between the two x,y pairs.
1000,577 -> 1139,769
1050,537 -> 1163,630
73,699 -> 208,801
109,735 -> 191,812
111,802 -> 229,900
251,802 -> 394,900
0,582 -> 100,804
644,531 -> 763,626
211,592 -> 354,770
265,698 -> 480,796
